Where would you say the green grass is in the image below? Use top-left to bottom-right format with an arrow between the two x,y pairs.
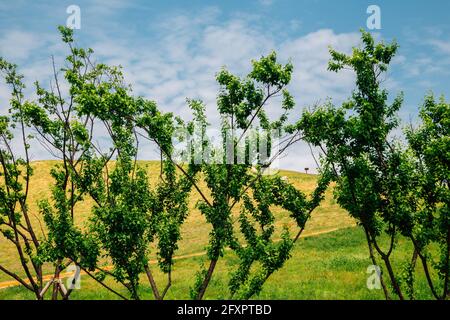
0,161 -> 354,283
3,161 -> 435,300
0,227 -> 436,300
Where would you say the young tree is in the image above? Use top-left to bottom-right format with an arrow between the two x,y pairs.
15,26 -> 115,299
406,95 -> 450,300
297,31 -> 410,299
34,27 -> 201,300
0,58 -> 44,299
136,52 -> 331,300
83,94 -> 199,300
1,27 -> 330,300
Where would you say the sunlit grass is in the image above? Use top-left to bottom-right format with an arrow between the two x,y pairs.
0,227 -> 436,300
0,160 -> 354,283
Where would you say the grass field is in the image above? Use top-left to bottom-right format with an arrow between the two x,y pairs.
0,161 -> 435,299
0,227 -> 437,299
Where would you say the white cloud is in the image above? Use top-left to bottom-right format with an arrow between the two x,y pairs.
100,16 -> 360,170
259,0 -> 274,6
289,19 -> 302,31
429,39 -> 450,54
0,8 -> 362,171
0,30 -> 44,61
280,29 -> 359,104
403,28 -> 450,79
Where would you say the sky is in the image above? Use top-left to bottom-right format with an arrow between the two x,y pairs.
0,0 -> 449,172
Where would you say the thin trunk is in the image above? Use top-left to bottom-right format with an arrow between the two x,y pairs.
443,228 -> 450,299
418,253 -> 440,299
364,228 -> 390,300
52,263 -> 62,300
410,237 -> 441,300
144,264 -> 161,300
80,266 -> 128,300
371,235 -> 404,300
196,258 -> 218,300
382,254 -> 404,300
161,270 -> 172,300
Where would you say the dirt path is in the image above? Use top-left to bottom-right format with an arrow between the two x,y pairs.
0,226 -> 345,290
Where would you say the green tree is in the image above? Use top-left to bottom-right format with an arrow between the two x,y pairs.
406,94 -> 450,300
1,26 -> 339,300
15,26 -> 114,299
137,52 -> 330,300
33,27 -> 200,300
0,58 -> 44,299
297,31 -> 410,299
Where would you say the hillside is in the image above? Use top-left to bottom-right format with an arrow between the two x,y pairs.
1,161 -> 439,300
0,160 -> 355,286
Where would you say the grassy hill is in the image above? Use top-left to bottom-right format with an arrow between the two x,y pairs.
0,161 -> 355,280
1,227 -> 437,300
0,161 -> 436,299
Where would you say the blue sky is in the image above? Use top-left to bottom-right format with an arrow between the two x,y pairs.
0,0 -> 449,171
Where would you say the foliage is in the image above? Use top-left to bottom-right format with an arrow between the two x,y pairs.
168,51 -> 330,300
297,30 -> 412,299
297,30 -> 450,300
1,26 -> 448,301
406,95 -> 450,299
0,56 -> 43,299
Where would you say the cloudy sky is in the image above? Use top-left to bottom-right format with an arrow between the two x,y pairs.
0,0 -> 449,172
